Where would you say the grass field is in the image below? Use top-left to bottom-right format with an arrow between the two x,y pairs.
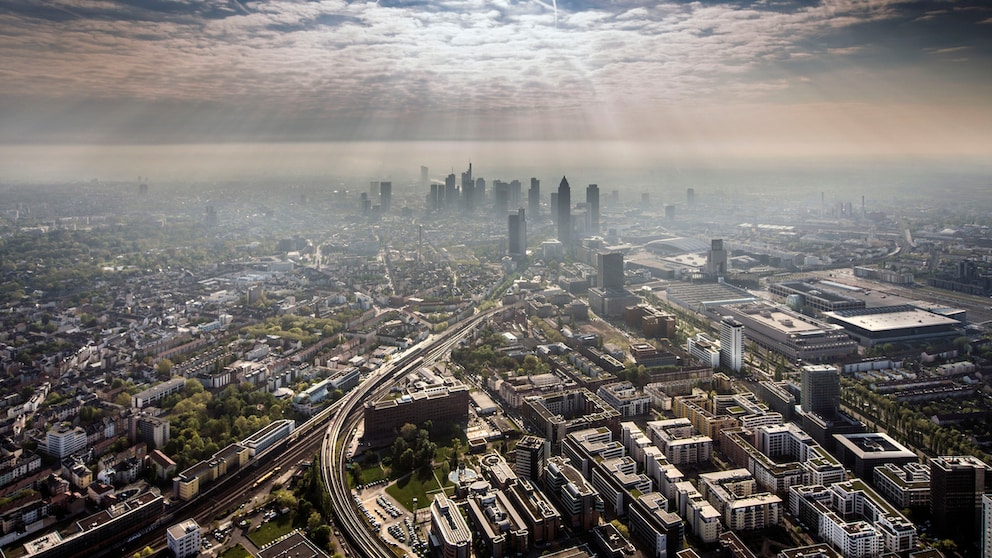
247,514 -> 295,547
385,469 -> 447,511
361,464 -> 389,484
219,545 -> 252,558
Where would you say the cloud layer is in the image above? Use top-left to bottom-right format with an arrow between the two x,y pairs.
1,0 -> 991,157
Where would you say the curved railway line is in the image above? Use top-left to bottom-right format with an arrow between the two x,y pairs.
322,310 -> 495,558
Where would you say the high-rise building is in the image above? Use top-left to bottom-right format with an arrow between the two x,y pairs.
557,176 -> 571,245
687,187 -> 695,206
597,252 -> 624,290
983,493 -> 992,558
930,455 -> 992,546
800,364 -> 840,418
493,181 -> 509,221
379,181 -> 392,214
429,183 -> 440,211
719,316 -> 744,372
508,208 -> 527,256
421,165 -> 429,184
461,164 -> 474,212
445,173 -> 458,209
611,189 -> 620,205
586,184 -> 600,235
706,239 -> 728,275
550,192 -> 559,225
665,204 -> 675,220
515,436 -> 548,481
475,177 -> 486,203
510,179 -> 522,209
528,178 -> 540,218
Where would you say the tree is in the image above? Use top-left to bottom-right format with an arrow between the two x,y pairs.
270,489 -> 297,509
156,358 -> 173,377
307,510 -> 323,531
398,448 -> 415,472
399,423 -> 418,441
312,525 -> 332,549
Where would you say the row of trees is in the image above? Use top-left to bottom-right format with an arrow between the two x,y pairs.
841,378 -> 992,462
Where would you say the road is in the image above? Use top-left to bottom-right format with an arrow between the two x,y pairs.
322,308 -> 497,558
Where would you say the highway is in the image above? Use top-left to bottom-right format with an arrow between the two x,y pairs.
322,309 -> 495,558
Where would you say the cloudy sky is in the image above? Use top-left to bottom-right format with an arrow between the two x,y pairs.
1,0 -> 991,174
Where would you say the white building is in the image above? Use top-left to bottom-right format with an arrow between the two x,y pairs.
597,382 -> 651,417
167,518 -> 202,558
687,334 -> 721,369
44,425 -> 88,459
719,316 -> 744,372
673,481 -> 721,544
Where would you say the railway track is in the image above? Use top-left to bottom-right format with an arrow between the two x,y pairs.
323,309 -> 496,558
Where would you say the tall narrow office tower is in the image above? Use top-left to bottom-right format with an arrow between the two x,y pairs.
586,184 -> 600,235
444,174 -> 457,210
930,456 -> 992,546
597,251 -> 623,290
719,316 -> 743,372
557,177 -> 571,245
687,187 -> 695,206
475,177 -> 486,203
421,165 -> 429,185
509,180 -> 522,209
461,164 -> 474,212
493,181 -> 509,221
550,193 -> 559,225
528,178 -> 540,218
800,365 -> 840,418
379,181 -> 392,214
508,208 -> 527,256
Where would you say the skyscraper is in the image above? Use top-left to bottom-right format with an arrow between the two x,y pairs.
461,164 -> 474,212
550,193 -> 559,225
509,179 -> 522,209
687,187 -> 695,206
719,316 -> 743,372
586,184 -> 600,235
493,181 -> 509,221
597,251 -> 623,290
508,208 -> 527,256
706,239 -> 728,275
528,178 -> 540,218
515,436 -> 548,481
379,181 -> 392,214
444,173 -> 457,209
429,183 -> 440,211
557,176 -> 571,245
475,177 -> 486,204
421,165 -> 429,185
800,364 -> 840,418
930,456 -> 992,547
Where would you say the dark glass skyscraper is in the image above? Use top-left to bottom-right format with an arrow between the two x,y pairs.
586,183 -> 600,235
557,176 -> 571,245
528,177 -> 540,218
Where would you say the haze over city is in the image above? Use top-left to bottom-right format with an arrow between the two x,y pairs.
5,3 -> 992,558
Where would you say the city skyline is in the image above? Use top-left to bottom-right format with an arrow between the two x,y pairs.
1,0 -> 991,181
